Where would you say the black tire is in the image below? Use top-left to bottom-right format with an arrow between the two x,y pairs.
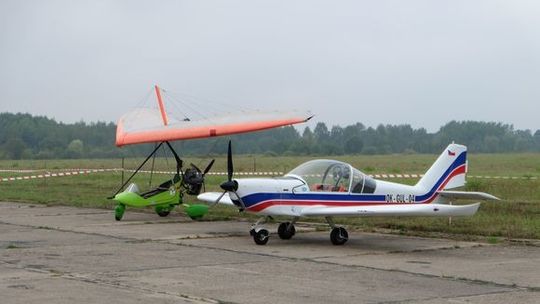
277,222 -> 296,240
330,227 -> 348,245
253,229 -> 270,245
155,205 -> 171,217
157,210 -> 170,217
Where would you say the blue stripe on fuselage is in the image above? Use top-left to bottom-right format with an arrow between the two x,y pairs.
241,192 -> 386,207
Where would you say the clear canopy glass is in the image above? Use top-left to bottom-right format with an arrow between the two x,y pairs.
286,160 -> 376,193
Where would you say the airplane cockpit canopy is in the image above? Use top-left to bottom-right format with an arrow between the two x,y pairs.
285,160 -> 376,194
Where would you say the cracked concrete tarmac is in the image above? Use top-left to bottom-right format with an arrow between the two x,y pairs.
0,202 -> 538,303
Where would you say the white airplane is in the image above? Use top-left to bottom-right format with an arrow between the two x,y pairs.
198,142 -> 499,245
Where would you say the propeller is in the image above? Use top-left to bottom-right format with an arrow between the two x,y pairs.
201,159 -> 215,192
212,140 -> 246,211
190,159 -> 215,176
189,159 -> 215,192
203,159 -> 215,175
184,159 -> 215,195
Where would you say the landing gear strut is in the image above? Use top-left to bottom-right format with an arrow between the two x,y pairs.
250,216 -> 270,245
326,217 -> 348,245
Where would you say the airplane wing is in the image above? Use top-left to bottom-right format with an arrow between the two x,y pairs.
197,192 -> 235,206
116,108 -> 312,146
300,203 -> 481,217
437,190 -> 500,200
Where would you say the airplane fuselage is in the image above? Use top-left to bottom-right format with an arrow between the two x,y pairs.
231,176 -> 452,217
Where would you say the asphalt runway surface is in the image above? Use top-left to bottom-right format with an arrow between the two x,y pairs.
0,202 -> 538,303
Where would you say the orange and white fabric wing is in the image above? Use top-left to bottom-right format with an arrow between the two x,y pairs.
116,108 -> 312,147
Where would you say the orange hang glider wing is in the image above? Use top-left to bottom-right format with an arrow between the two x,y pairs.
115,87 -> 312,147
116,110 -> 312,146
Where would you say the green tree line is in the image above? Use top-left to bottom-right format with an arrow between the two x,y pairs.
0,112 -> 539,160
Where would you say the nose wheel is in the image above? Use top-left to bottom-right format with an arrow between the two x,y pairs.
249,216 -> 270,245
252,228 -> 270,245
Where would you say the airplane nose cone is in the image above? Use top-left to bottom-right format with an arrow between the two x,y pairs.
220,180 -> 238,192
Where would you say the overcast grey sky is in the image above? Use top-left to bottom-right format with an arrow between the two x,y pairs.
1,0 -> 539,132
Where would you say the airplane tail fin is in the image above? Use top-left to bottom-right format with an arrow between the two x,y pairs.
416,143 -> 467,192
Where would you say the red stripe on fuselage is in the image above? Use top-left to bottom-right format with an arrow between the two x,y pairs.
248,200 -> 385,212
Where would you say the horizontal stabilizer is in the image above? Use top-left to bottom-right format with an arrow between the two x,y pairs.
437,190 -> 500,201
300,203 -> 481,217
197,192 -> 235,206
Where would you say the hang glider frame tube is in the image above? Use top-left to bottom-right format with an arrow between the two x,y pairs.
108,141 -> 182,198
154,85 -> 169,126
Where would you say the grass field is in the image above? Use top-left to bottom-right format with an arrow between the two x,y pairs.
0,153 -> 539,240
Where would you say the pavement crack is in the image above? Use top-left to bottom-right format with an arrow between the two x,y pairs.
0,220 -> 142,242
375,289 -> 537,304
0,258 -> 231,304
100,260 -> 262,274
61,272 -> 227,304
161,241 -> 536,292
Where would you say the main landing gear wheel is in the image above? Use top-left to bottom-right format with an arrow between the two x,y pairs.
277,222 -> 296,240
114,204 -> 125,221
253,229 -> 270,245
157,210 -> 170,217
330,227 -> 348,245
155,205 -> 171,217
